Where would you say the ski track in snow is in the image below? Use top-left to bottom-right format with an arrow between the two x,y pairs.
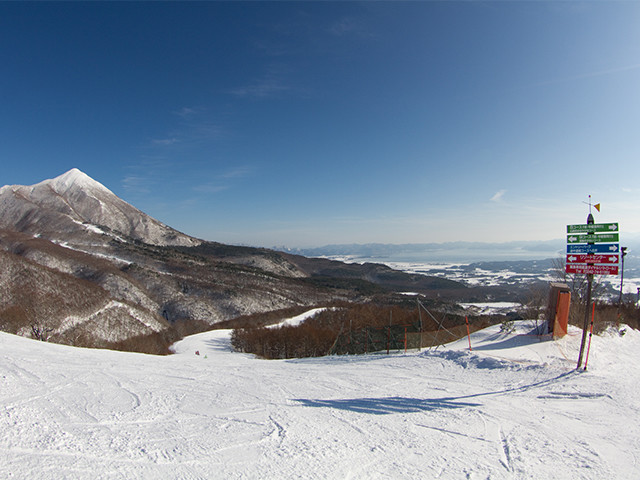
1,321 -> 639,479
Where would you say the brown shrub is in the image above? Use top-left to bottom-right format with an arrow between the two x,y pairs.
231,301 -> 504,359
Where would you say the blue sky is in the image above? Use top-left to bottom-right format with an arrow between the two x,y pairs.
1,1 -> 639,247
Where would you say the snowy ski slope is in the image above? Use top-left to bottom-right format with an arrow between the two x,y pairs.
2,320 -> 639,479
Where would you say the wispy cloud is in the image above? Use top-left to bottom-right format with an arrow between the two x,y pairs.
192,166 -> 254,195
230,78 -> 290,99
328,16 -> 371,38
192,183 -> 229,194
530,63 -> 640,89
173,106 -> 202,119
148,122 -> 222,149
122,157 -> 178,194
229,65 -> 292,99
151,137 -> 180,146
122,174 -> 152,194
220,166 -> 253,179
490,190 -> 507,202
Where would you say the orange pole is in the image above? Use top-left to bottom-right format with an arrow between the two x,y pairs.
465,316 -> 472,351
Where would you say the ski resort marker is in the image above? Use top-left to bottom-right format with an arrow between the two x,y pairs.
567,222 -> 618,234
566,233 -> 619,244
567,243 -> 619,254
566,254 -> 619,264
566,264 -> 619,275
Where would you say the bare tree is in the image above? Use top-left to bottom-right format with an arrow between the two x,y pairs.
551,256 -> 606,303
31,325 -> 53,341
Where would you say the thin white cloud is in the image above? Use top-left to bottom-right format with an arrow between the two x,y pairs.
229,65 -> 292,99
328,16 -> 371,39
490,190 -> 507,202
151,137 -> 179,146
192,183 -> 229,194
174,106 -> 202,118
122,174 -> 151,194
530,63 -> 640,89
221,166 -> 253,179
191,166 -> 253,194
148,122 -> 222,149
230,78 -> 290,98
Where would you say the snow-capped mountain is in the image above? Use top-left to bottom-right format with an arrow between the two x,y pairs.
0,169 -> 471,352
0,168 -> 200,247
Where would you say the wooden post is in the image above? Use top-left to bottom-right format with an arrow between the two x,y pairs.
404,326 -> 407,353
465,316 -> 472,351
386,326 -> 390,355
365,327 -> 368,354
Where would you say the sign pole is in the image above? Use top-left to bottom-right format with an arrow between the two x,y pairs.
576,212 -> 594,370
576,274 -> 593,370
566,197 -> 619,370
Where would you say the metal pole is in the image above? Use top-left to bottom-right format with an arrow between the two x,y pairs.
618,247 -> 627,308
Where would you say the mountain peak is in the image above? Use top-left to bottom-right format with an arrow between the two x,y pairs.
0,169 -> 201,247
48,168 -> 111,195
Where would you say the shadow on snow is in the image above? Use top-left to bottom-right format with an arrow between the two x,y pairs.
294,371 -> 577,415
293,396 -> 481,415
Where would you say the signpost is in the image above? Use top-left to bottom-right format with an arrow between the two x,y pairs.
566,264 -> 619,275
566,206 -> 620,371
567,243 -> 620,254
566,254 -> 618,264
566,233 -> 619,243
567,222 -> 618,233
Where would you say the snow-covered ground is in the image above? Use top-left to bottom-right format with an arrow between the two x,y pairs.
2,320 -> 639,479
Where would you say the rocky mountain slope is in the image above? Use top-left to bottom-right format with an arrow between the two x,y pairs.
0,169 -> 468,350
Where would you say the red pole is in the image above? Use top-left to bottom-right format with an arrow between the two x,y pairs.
584,302 -> 596,371
465,316 -> 472,351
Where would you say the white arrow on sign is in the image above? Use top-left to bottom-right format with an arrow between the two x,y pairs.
568,236 -> 578,243
609,245 -> 619,252
568,255 -> 578,262
609,256 -> 618,262
609,224 -> 618,231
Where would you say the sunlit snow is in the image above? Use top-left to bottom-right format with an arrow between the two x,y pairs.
2,319 -> 638,479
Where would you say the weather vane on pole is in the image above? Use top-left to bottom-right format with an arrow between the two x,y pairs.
582,195 -> 600,224
583,195 -> 600,218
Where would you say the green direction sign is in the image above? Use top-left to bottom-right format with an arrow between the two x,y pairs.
567,223 -> 619,234
566,233 -> 619,244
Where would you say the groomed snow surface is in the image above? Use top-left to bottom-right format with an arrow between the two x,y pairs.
2,319 -> 639,479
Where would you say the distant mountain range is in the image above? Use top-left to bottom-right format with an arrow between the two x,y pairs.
283,240 -> 566,263
282,236 -> 639,267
